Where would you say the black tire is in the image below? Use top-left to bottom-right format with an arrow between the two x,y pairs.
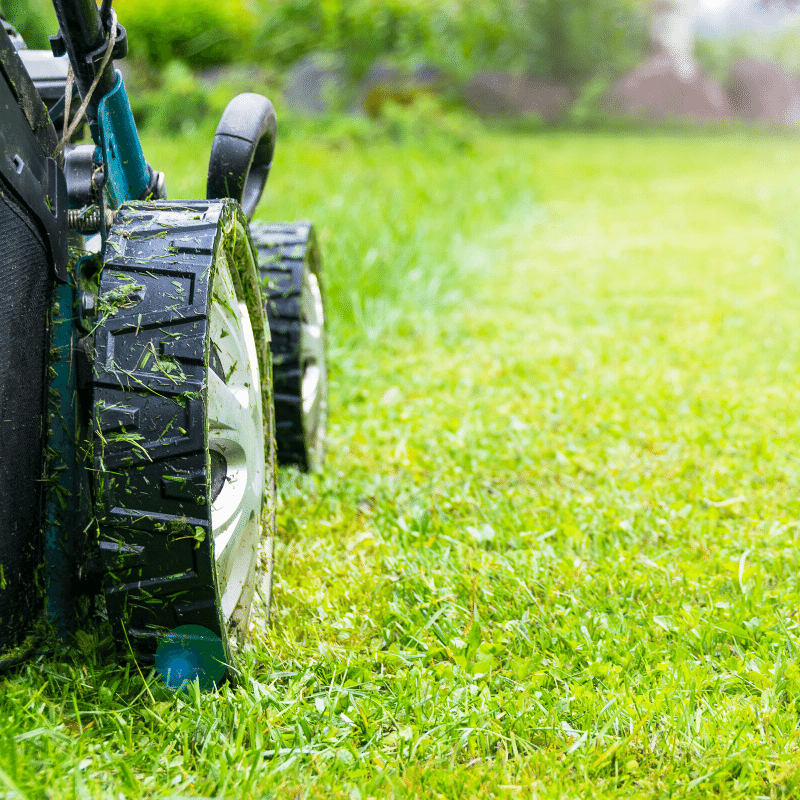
251,222 -> 328,472
91,200 -> 276,678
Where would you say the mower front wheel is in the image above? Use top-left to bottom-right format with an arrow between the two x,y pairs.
91,200 -> 276,682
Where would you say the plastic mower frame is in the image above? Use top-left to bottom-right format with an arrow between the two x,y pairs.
0,0 -> 328,685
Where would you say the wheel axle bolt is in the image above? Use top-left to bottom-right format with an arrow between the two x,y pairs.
81,290 -> 97,317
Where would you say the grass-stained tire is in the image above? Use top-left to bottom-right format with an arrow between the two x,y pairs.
251,222 -> 328,472
91,200 -> 276,676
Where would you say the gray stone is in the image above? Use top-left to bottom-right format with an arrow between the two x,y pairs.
412,64 -> 447,87
728,58 -> 800,126
283,54 -> 346,115
462,72 -> 572,122
605,53 -> 732,121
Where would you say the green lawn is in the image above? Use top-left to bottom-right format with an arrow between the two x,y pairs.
4,124 -> 800,798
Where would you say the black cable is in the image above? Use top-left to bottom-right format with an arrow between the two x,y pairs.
99,0 -> 113,28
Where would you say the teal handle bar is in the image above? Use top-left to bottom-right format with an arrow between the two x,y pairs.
96,69 -> 150,208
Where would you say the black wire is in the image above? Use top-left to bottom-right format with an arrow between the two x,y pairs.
99,0 -> 113,28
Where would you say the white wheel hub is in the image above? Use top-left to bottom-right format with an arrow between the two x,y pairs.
300,269 -> 327,470
207,250 -> 265,624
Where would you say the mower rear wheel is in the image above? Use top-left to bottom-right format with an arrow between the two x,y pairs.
91,200 -> 276,679
251,222 -> 328,471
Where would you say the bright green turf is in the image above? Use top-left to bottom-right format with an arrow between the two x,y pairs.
4,124 -> 800,799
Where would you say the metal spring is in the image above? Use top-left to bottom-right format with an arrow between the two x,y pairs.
68,206 -> 114,234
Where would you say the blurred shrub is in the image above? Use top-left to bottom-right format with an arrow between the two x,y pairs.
255,0 -> 329,69
697,24 -> 800,87
425,1 -> 534,78
250,0 -> 546,78
695,38 -> 745,87
567,74 -> 614,126
527,0 -> 647,87
114,0 -> 254,68
377,95 -> 481,151
253,0 -> 434,77
114,0 -> 646,112
274,92 -> 483,153
252,0 -> 645,86
329,0 -> 431,79
6,0 -> 647,88
129,60 -> 212,132
127,62 -> 483,162
2,0 -> 57,48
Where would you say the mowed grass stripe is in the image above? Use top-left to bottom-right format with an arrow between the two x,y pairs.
3,129 -> 800,798
270,132 -> 800,797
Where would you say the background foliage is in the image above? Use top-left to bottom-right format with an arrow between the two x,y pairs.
112,0 -> 254,68
3,0 -> 647,85
250,0 -> 647,84
697,21 -> 800,87
7,0 -> 800,109
1,0 -> 56,48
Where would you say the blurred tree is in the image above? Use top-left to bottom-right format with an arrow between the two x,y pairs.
256,0 -> 327,68
114,0 -> 254,68
20,0 -> 639,91
526,0 -> 647,86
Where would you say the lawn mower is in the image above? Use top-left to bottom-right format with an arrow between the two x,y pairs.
0,0 -> 328,686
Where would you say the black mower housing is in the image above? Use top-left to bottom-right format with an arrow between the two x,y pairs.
0,23 -> 66,651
